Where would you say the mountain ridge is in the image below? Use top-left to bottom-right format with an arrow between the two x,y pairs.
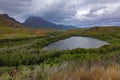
0,14 -> 24,28
0,14 -> 77,30
23,16 -> 77,30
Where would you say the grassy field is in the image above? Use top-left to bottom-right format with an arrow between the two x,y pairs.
0,25 -> 120,80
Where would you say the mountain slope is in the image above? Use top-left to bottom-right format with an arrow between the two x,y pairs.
0,14 -> 24,28
23,16 -> 77,30
0,14 -> 38,39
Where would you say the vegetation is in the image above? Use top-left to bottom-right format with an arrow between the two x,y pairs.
0,24 -> 120,80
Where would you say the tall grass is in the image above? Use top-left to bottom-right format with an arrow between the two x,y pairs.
50,63 -> 120,80
0,62 -> 120,80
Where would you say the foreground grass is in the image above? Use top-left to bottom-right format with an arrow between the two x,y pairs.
50,63 -> 120,80
0,62 -> 120,80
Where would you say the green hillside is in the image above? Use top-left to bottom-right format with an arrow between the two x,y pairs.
0,23 -> 37,39
0,14 -> 24,28
0,14 -> 39,39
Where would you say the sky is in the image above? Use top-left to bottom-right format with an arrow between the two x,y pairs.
0,0 -> 120,27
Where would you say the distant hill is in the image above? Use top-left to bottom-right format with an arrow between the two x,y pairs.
0,14 -> 24,28
82,26 -> 120,35
23,16 -> 77,30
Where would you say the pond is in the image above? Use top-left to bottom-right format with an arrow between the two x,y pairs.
43,36 -> 109,50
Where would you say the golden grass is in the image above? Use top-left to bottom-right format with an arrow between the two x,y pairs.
0,64 -> 120,80
50,64 -> 120,80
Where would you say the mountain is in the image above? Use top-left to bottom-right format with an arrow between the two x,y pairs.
0,14 -> 24,28
57,24 -> 77,30
23,16 -> 77,30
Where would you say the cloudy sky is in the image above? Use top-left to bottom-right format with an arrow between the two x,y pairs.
0,0 -> 120,27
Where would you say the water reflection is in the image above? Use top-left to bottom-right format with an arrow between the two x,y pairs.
43,36 -> 109,50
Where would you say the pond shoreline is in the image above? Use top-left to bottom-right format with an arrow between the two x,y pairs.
43,36 -> 109,50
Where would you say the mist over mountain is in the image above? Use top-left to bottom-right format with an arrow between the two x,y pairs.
23,16 -> 77,30
1,0 -> 120,27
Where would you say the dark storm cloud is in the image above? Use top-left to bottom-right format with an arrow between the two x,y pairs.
0,0 -> 32,21
0,0 -> 29,14
0,0 -> 120,27
40,0 -> 77,23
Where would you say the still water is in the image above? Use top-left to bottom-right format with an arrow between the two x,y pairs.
43,36 -> 109,50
